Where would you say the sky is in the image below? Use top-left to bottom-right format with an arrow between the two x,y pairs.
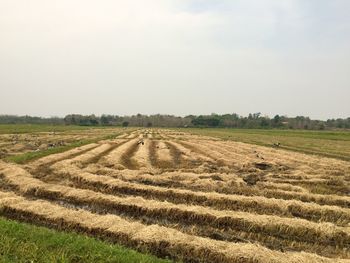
0,0 -> 349,120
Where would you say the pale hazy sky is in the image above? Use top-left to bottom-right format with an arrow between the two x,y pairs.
0,0 -> 349,120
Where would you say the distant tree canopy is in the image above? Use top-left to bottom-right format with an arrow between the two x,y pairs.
64,114 -> 99,126
191,116 -> 220,127
0,114 -> 349,130
0,115 -> 64,125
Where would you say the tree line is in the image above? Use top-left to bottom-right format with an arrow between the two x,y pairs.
0,113 -> 349,130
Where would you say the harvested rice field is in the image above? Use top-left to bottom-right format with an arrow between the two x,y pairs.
0,124 -> 131,161
0,128 -> 349,263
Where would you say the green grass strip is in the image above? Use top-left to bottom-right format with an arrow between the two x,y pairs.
0,217 -> 171,263
174,128 -> 350,161
5,133 -> 121,164
0,124 -> 96,134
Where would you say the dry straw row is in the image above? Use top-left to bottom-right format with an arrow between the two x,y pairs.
50,161 -> 350,224
84,167 -> 350,225
2,163 -> 349,250
0,190 -> 347,263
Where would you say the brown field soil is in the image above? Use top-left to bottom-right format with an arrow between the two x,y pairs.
0,128 -> 349,263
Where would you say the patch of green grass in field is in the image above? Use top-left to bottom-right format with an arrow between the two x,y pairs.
0,124 -> 93,134
179,128 -> 350,161
5,133 -> 122,164
5,140 -> 92,164
0,217 -> 171,263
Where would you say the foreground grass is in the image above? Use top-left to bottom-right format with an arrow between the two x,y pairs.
180,128 -> 350,161
0,217 -> 170,263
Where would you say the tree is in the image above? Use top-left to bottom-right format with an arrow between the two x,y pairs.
2,113 -> 348,130
272,115 -> 283,127
191,116 -> 220,127
100,115 -> 111,125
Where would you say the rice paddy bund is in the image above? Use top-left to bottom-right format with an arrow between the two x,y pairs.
0,129 -> 349,263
